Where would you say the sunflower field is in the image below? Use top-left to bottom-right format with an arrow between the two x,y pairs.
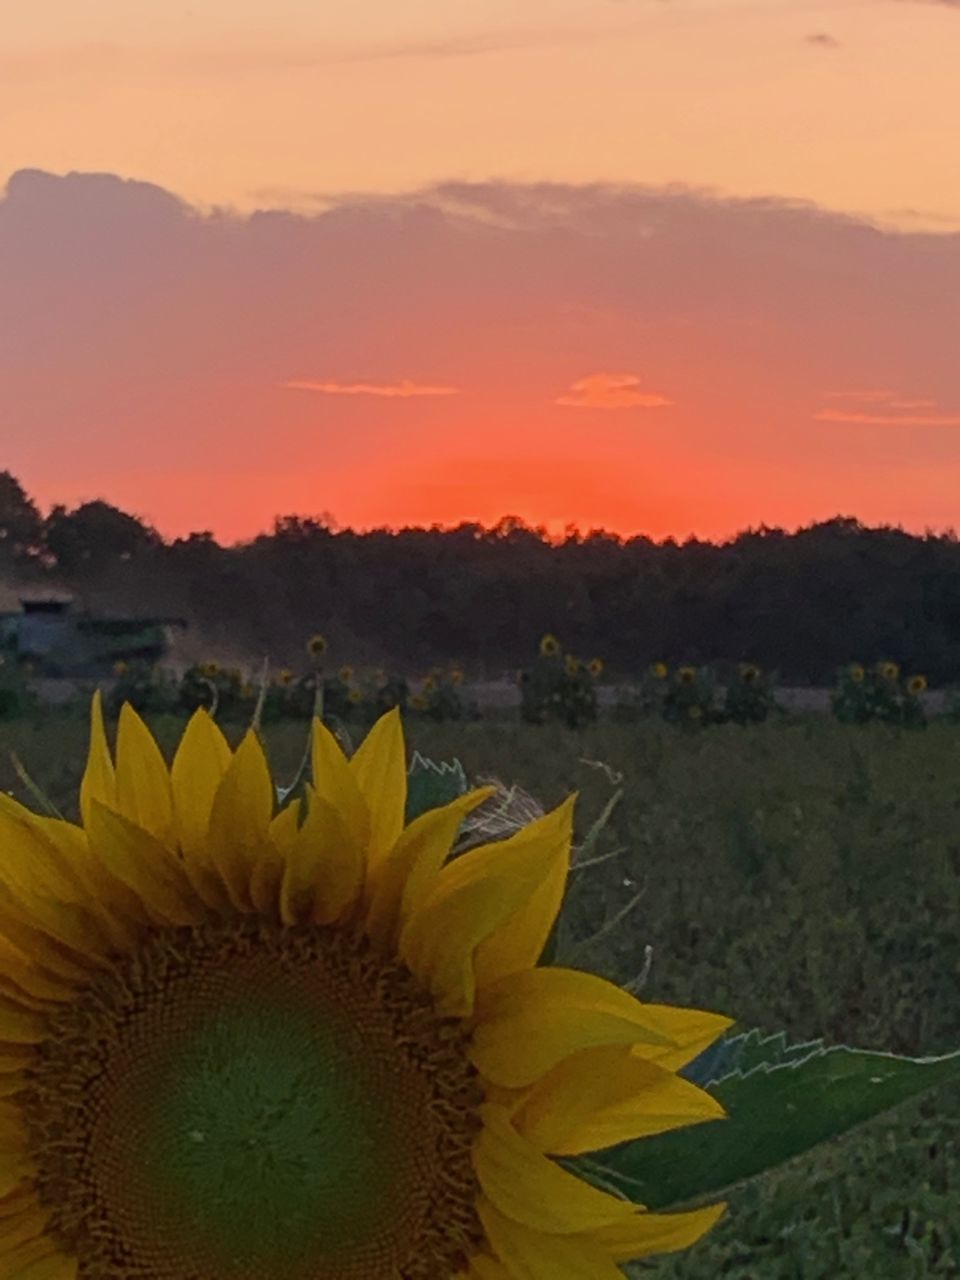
0,708 -> 958,1277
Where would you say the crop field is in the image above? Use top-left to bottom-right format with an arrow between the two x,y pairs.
2,711 -> 959,1277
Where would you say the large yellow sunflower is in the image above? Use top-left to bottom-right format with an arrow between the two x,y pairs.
0,696 -> 731,1280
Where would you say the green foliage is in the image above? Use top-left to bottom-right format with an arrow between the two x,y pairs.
0,651 -> 35,719
519,642 -> 599,729
572,1034 -> 960,1210
106,661 -> 178,716
721,663 -> 781,725
660,665 -> 718,729
831,662 -> 927,728
405,751 -> 469,822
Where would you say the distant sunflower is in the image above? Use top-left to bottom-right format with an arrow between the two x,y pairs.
907,674 -> 928,695
651,662 -> 669,680
0,698 -> 730,1280
422,677 -> 438,694
738,663 -> 760,683
199,661 -> 220,679
587,658 -> 604,678
678,666 -> 698,685
564,655 -> 581,676
687,704 -> 703,720
112,660 -> 128,677
849,664 -> 865,684
306,633 -> 328,660
339,665 -> 355,684
410,692 -> 429,711
348,687 -> 364,704
278,668 -> 294,687
539,634 -> 560,658
877,660 -> 900,681
450,669 -> 465,687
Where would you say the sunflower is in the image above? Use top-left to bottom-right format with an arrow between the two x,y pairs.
651,662 -> 668,680
112,661 -> 128,677
307,634 -> 328,660
678,666 -> 697,685
339,665 -> 355,685
278,668 -> 294,687
422,677 -> 438,694
198,662 -> 220,679
737,663 -> 759,683
410,692 -> 429,711
348,687 -> 364,705
564,655 -> 581,676
587,658 -> 604,679
876,660 -> 899,681
539,634 -> 560,659
450,669 -> 465,687
849,664 -> 865,684
0,697 -> 730,1279
907,674 -> 928,695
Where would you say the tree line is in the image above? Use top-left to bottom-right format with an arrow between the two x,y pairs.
3,469 -> 960,683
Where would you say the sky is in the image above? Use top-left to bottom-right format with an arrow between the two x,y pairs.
2,0 -> 959,542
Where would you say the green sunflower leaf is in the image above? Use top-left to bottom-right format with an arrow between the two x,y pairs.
405,752 -> 468,822
568,1036 -> 960,1211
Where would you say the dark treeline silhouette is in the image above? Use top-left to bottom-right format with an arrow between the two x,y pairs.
3,470 -> 960,682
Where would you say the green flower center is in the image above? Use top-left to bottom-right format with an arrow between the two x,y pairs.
20,922 -> 484,1280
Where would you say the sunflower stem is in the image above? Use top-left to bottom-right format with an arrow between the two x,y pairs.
8,752 -> 64,819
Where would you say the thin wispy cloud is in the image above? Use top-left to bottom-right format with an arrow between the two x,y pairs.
805,33 -> 840,49
816,389 -> 959,425
281,379 -> 459,398
556,373 -> 673,410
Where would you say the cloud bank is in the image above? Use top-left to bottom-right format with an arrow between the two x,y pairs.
1,169 -> 959,540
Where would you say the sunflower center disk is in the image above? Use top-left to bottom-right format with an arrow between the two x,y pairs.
21,922 -> 485,1280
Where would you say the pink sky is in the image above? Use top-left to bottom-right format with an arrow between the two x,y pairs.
2,1 -> 959,541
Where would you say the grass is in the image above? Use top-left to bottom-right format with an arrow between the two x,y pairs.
2,710 -> 959,1275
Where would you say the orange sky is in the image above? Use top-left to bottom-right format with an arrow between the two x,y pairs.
2,1 -> 960,541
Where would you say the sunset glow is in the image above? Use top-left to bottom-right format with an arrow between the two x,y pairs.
2,0 -> 959,542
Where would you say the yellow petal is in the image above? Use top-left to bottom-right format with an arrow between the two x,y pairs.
0,1155 -> 35,1200
170,708 -> 232,858
0,1210 -> 49,1252
114,704 -> 175,847
0,805 -> 142,954
0,1239 -> 70,1280
511,1044 -> 726,1154
280,791 -> 363,926
399,796 -> 576,1018
310,719 -> 369,853
364,786 -> 497,950
473,1105 -> 637,1235
269,799 -> 302,858
249,799 -> 304,919
348,709 -> 406,871
79,691 -> 116,829
0,883 -> 110,974
588,1202 -> 726,1260
629,1006 -> 735,1073
86,802 -> 202,929
206,731 -> 275,911
0,901 -> 95,984
471,967 -> 678,1089
478,1197 -> 624,1280
466,1256 -> 511,1280
472,809 -> 571,994
6,1259 -> 77,1280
